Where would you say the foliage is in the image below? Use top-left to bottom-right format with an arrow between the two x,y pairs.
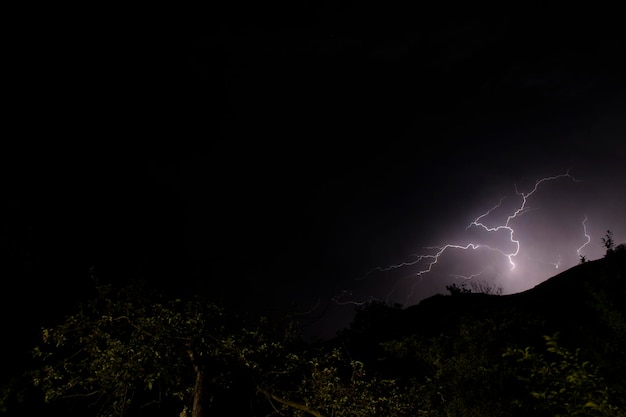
0,378 -> 24,414
380,314 -> 626,417
13,251 -> 626,416
31,280 -> 236,416
445,282 -> 473,296
27,280 -> 418,417
382,314 -> 520,417
504,333 -> 625,416
257,346 -> 413,417
446,280 -> 502,296
602,229 -> 615,256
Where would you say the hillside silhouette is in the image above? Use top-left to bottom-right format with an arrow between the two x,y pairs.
344,245 -> 625,338
336,248 -> 626,415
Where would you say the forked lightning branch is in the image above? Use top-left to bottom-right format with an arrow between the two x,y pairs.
335,171 -> 592,306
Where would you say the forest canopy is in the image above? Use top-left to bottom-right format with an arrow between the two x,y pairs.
2,250 -> 625,416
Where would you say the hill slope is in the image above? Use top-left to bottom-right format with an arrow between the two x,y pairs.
337,250 -> 626,416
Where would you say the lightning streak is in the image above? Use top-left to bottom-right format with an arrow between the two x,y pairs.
467,171 -> 578,270
449,266 -> 493,280
352,171 -> 583,305
577,216 -> 591,257
332,290 -> 380,306
364,243 -> 511,279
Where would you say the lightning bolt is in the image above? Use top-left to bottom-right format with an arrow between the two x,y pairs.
577,216 -> 591,257
467,171 -> 579,271
532,252 -> 563,269
332,290 -> 381,306
449,266 -> 493,281
550,254 -> 562,269
346,170 -> 583,306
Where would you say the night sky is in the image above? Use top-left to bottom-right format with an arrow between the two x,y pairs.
4,3 -> 626,339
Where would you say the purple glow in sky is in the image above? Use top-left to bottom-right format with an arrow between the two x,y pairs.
5,3 -> 624,344
334,165 -> 625,309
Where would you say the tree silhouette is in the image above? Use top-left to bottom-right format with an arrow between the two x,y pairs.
6,251 -> 626,416
602,230 -> 615,257
26,279 -> 414,417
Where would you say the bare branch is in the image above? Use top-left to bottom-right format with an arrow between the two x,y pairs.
257,386 -> 325,417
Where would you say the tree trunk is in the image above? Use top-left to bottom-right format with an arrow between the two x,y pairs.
191,365 -> 204,417
187,349 -> 204,417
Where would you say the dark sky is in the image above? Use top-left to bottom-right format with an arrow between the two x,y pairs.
4,3 -> 626,339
